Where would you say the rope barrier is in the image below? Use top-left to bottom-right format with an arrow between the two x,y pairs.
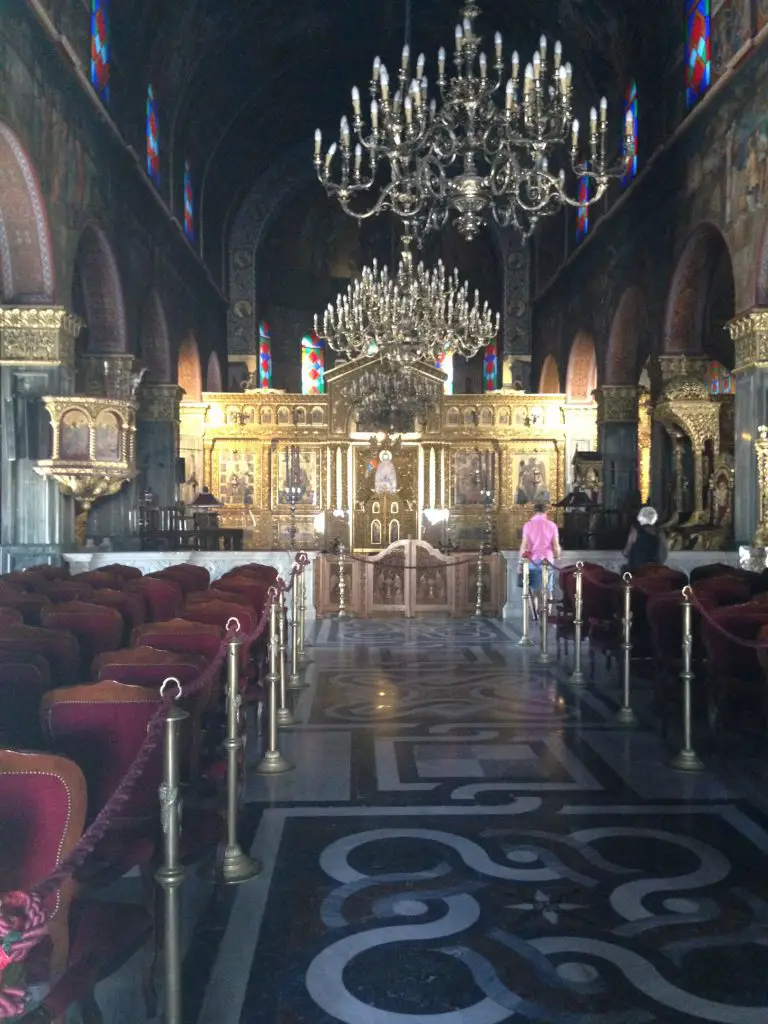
0,557 -> 307,1016
687,588 -> 768,650
345,551 -> 483,570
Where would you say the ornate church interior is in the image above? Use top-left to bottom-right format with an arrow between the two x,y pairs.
2,0 -> 768,1021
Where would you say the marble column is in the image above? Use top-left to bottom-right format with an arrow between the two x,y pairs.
0,306 -> 81,570
728,307 -> 768,545
595,386 -> 639,510
136,384 -> 183,507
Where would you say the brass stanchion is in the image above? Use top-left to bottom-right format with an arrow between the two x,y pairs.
474,543 -> 484,618
538,561 -> 551,665
255,596 -> 294,775
276,588 -> 295,726
570,561 -> 585,684
337,543 -> 349,618
670,586 -> 705,772
297,570 -> 309,663
221,633 -> 261,884
287,571 -> 303,691
615,572 -> 638,725
517,556 -> 533,647
155,678 -> 188,1024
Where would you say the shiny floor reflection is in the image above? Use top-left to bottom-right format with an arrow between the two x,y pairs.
191,618 -> 768,1024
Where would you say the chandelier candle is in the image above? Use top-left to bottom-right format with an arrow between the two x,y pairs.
314,2 -> 634,241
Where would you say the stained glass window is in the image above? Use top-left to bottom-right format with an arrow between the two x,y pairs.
435,350 -> 454,395
483,340 -> 498,392
576,176 -> 589,242
622,80 -> 638,187
707,360 -> 735,395
90,0 -> 110,102
301,332 -> 325,395
146,85 -> 160,186
183,160 -> 194,241
686,0 -> 711,108
259,322 -> 272,389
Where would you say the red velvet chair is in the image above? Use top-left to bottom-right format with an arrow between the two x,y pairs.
37,580 -> 95,604
0,650 -> 51,747
629,564 -> 688,588
96,563 -> 143,582
701,608 -> 768,742
73,569 -> 125,590
692,576 -> 752,607
125,576 -> 183,622
0,625 -> 80,686
582,566 -> 622,678
182,598 -> 256,634
40,602 -> 124,678
92,646 -> 208,688
0,605 -> 23,629
0,585 -> 51,626
149,564 -> 210,594
88,588 -> 147,642
0,748 -> 152,1023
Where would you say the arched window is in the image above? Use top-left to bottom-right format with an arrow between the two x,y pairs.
146,85 -> 160,186
576,176 -> 589,242
90,0 -> 110,102
707,360 -> 735,395
259,322 -> 272,388
183,160 -> 194,241
622,80 -> 638,187
301,332 -> 325,395
686,0 -> 711,108
483,340 -> 498,392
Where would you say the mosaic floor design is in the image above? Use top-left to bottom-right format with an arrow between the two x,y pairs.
214,802 -> 768,1024
188,618 -> 768,1024
311,617 -> 521,648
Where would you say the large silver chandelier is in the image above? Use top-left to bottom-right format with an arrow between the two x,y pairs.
314,241 -> 499,365
314,1 -> 633,241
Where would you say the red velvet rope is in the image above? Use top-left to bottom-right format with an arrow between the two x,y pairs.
0,559 -> 305,1015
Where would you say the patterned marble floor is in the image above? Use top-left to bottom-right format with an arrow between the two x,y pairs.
185,617 -> 768,1024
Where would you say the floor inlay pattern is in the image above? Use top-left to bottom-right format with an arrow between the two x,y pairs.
191,618 -> 768,1024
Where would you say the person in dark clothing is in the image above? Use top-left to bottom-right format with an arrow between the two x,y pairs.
623,506 -> 668,569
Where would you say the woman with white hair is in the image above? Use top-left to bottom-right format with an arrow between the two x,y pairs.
622,506 -> 668,570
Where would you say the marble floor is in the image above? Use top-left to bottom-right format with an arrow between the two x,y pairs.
149,617 -> 768,1024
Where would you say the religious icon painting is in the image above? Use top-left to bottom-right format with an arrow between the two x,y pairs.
272,446 -> 322,508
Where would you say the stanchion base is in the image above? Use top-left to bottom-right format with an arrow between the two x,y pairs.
286,674 -> 302,691
517,636 -> 534,647
255,749 -> 294,774
473,610 -> 483,618
569,670 -> 586,686
276,707 -> 295,727
537,653 -> 552,665
221,846 -> 262,885
615,705 -> 638,726
670,747 -> 706,772
338,611 -> 351,618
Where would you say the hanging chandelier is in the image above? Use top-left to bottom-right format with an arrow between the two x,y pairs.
314,240 -> 499,365
314,1 -> 633,241
353,366 -> 435,431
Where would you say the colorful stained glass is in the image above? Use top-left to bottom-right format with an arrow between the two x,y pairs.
707,360 -> 735,395
146,85 -> 160,186
686,0 -> 711,108
622,80 -> 638,187
259,322 -> 272,388
301,332 -> 325,395
183,160 -> 194,241
576,176 -> 589,242
435,350 -> 454,395
90,0 -> 110,102
483,340 -> 498,392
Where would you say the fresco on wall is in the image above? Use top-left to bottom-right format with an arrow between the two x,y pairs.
726,105 -> 768,223
758,0 -> 768,32
712,0 -> 752,76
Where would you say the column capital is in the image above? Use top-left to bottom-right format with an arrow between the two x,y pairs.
595,385 -> 639,424
727,306 -> 768,373
0,305 -> 82,367
137,383 -> 184,422
655,354 -> 712,386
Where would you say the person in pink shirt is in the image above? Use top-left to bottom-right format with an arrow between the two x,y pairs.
520,502 -> 561,613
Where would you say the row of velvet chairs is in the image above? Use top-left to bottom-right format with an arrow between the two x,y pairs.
0,559 -> 279,1023
554,561 -> 768,740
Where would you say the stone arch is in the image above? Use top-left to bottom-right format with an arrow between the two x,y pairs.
206,351 -> 223,392
0,121 -> 55,302
177,333 -> 203,402
71,223 -> 127,352
538,354 -> 561,394
140,290 -> 171,382
565,333 -> 598,401
606,286 -> 646,385
663,223 -> 735,363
